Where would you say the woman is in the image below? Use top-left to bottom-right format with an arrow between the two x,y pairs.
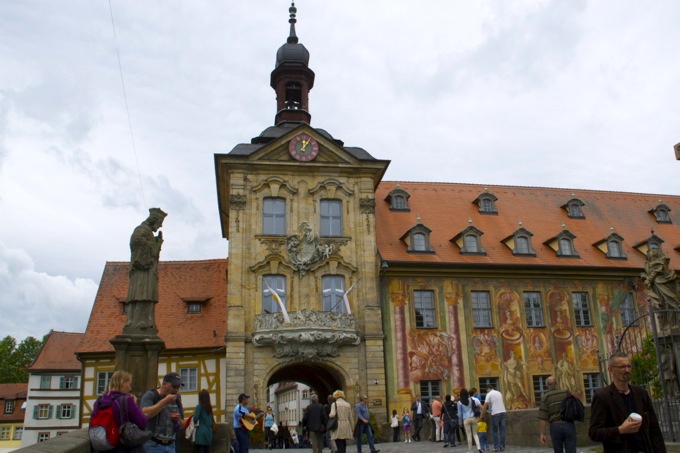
92,370 -> 148,453
329,390 -> 354,453
263,406 -> 275,450
193,389 -> 214,453
391,409 -> 400,442
457,388 -> 482,453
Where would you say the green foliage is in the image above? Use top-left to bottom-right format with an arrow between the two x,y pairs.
0,335 -> 44,383
630,335 -> 661,398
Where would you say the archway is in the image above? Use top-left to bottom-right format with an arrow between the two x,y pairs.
267,361 -> 346,404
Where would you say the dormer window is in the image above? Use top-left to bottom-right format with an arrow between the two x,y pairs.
452,226 -> 487,255
473,190 -> 498,214
650,202 -> 672,224
401,222 -> 434,253
562,197 -> 585,219
502,226 -> 536,256
559,238 -> 574,255
181,297 -> 210,314
545,229 -> 579,258
633,233 -> 665,257
594,232 -> 627,259
386,186 -> 411,211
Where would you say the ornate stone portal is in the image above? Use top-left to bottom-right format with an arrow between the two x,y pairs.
253,309 -> 360,360
286,222 -> 334,277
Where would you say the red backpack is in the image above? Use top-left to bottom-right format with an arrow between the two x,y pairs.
89,396 -> 121,451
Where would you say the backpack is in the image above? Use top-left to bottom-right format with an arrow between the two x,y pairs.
89,396 -> 121,450
560,394 -> 585,422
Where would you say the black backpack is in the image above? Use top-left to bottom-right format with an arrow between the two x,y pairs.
560,394 -> 585,422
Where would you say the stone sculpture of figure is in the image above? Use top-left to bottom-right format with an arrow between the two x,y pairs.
660,349 -> 680,397
124,207 -> 167,334
642,248 -> 680,310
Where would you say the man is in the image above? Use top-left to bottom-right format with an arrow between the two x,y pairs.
411,394 -> 430,441
442,394 -> 458,447
355,394 -> 380,453
233,393 -> 257,453
589,352 -> 666,453
482,384 -> 507,451
538,376 -> 576,453
431,395 -> 443,442
140,372 -> 185,453
303,394 -> 328,453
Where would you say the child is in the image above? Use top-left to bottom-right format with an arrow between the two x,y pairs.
391,409 -> 400,442
477,417 -> 489,451
402,407 -> 412,443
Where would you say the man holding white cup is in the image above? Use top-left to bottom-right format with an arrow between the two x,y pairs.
588,352 -> 666,452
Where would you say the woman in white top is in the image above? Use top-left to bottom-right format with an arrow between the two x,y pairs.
457,388 -> 482,453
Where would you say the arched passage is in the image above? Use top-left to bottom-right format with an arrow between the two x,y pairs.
267,362 -> 346,404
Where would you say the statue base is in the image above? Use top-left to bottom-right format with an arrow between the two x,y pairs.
110,334 -> 165,398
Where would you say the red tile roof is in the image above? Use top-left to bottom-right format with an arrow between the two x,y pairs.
76,259 -> 228,354
375,182 -> 680,269
0,383 -> 27,422
29,331 -> 83,371
0,384 -> 27,400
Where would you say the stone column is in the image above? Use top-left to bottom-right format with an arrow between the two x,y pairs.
110,335 -> 165,398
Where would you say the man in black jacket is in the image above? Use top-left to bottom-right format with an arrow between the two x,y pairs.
303,394 -> 329,453
411,394 -> 430,442
589,352 -> 666,453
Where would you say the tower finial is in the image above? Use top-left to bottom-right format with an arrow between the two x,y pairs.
288,2 -> 299,44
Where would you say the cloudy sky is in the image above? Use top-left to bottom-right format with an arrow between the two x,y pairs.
1,0 -> 679,341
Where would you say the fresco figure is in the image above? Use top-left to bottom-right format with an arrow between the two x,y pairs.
556,353 -> 578,394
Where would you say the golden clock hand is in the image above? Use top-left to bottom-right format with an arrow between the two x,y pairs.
300,139 -> 309,152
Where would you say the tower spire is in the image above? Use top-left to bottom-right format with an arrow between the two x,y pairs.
288,2 -> 299,44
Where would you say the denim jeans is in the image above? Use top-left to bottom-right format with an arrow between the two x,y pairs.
144,440 -> 176,453
356,422 -> 377,453
235,428 -> 250,453
549,421 -> 577,453
491,412 -> 506,450
444,419 -> 457,446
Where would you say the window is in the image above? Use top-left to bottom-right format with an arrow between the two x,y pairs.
38,433 -> 50,442
40,375 -> 51,389
621,293 -> 637,327
515,237 -> 530,254
572,292 -> 592,327
464,234 -> 479,253
4,401 -> 15,414
568,203 -> 583,218
481,198 -> 495,213
419,380 -> 441,406
263,275 -> 287,314
36,404 -> 51,420
180,368 -> 198,392
477,377 -> 499,404
322,275 -> 346,313
583,373 -> 601,404
97,371 -> 114,395
57,404 -> 74,419
12,427 -> 23,440
652,204 -> 671,223
472,291 -> 492,328
608,240 -> 621,258
524,292 -> 544,327
406,224 -> 433,253
414,290 -> 436,328
0,427 -> 10,440
187,303 -> 202,314
59,376 -> 78,389
393,195 -> 406,210
320,199 -> 343,236
263,197 -> 286,235
302,390 -> 309,399
474,191 -> 498,214
533,375 -> 550,406
559,238 -> 574,256
412,233 -> 426,251
387,187 -> 411,211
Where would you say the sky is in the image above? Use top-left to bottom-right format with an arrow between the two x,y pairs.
1,0 -> 679,342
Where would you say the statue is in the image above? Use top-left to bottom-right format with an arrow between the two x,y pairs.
642,248 -> 680,311
124,207 -> 167,334
286,221 -> 334,277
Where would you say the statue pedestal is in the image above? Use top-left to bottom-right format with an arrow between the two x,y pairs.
110,334 -> 165,398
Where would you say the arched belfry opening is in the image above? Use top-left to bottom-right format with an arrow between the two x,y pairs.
266,362 -> 348,404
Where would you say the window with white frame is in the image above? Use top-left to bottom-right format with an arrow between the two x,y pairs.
36,404 -> 51,420
621,293 -> 637,326
263,197 -> 286,235
40,375 -> 51,389
180,368 -> 198,392
322,275 -> 346,313
38,433 -> 50,442
0,427 -> 10,440
533,375 -> 550,406
320,199 -> 343,236
97,371 -> 114,395
59,376 -> 78,389
4,400 -> 14,414
464,234 -> 479,253
524,292 -> 544,327
583,373 -> 601,404
419,380 -> 441,406
472,291 -> 492,328
414,290 -> 436,328
572,292 -> 592,326
13,427 -> 23,440
263,275 -> 286,314
57,404 -> 74,419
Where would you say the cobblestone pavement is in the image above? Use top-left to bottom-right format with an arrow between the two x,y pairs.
249,441 -> 600,453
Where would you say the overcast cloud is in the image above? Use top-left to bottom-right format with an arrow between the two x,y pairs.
1,0 -> 678,341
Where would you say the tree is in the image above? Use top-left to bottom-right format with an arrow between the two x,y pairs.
0,335 -> 45,383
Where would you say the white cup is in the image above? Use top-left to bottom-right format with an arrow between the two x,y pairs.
629,412 -> 642,422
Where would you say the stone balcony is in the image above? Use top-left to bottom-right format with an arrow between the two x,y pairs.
252,309 -> 360,360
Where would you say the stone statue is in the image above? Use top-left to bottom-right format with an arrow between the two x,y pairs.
286,221 -> 334,277
124,207 -> 167,334
642,248 -> 680,311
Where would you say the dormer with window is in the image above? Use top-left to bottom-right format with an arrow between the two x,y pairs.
385,185 -> 411,211
650,202 -> 672,224
562,196 -> 585,219
544,228 -> 580,258
593,230 -> 627,260
401,220 -> 434,253
181,297 -> 211,314
451,225 -> 487,255
633,233 -> 665,257
502,225 -> 536,256
473,189 -> 498,215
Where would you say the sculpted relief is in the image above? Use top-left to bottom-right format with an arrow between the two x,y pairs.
287,221 -> 335,277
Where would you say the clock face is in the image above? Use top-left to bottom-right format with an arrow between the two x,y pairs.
288,134 -> 319,162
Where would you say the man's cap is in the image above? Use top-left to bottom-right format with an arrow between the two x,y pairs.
163,372 -> 183,387
239,393 -> 250,402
